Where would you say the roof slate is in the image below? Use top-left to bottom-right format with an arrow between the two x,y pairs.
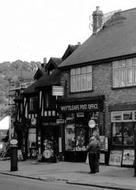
59,8 -> 136,68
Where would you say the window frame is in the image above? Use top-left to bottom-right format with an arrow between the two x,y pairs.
112,58 -> 136,88
70,66 -> 92,93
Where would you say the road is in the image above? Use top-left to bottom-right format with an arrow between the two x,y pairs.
0,173 -> 111,190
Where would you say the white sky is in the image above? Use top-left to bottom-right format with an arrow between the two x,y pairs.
0,0 -> 136,63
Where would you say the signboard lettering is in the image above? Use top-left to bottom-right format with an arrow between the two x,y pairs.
61,103 -> 98,111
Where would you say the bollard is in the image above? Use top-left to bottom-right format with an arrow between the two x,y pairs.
10,139 -> 18,171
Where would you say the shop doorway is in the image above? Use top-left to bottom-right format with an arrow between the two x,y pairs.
41,125 -> 59,161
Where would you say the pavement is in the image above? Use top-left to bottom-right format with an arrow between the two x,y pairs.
0,160 -> 136,190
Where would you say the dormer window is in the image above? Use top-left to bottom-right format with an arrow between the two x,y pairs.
70,66 -> 92,92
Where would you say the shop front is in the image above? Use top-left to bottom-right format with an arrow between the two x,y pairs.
38,111 -> 60,162
109,109 -> 136,167
58,96 -> 105,162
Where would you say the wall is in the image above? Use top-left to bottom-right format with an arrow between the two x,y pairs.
60,61 -> 136,137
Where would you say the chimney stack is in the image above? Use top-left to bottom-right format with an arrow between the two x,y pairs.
92,6 -> 103,34
41,57 -> 47,69
43,57 -> 47,64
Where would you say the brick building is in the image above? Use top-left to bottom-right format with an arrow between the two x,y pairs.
58,7 -> 136,166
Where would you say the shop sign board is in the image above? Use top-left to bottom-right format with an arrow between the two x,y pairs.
122,149 -> 134,166
52,86 -> 64,96
109,150 -> 122,166
61,103 -> 99,112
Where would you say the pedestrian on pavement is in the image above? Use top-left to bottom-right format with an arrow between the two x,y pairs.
86,135 -> 100,174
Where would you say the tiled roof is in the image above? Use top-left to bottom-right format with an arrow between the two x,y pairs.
62,44 -> 80,60
45,57 -> 62,70
35,69 -> 61,89
59,8 -> 136,68
23,80 -> 39,95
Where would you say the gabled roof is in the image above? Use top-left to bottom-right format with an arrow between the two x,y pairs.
34,66 -> 45,80
62,44 -> 80,60
59,8 -> 136,68
35,69 -> 61,89
45,57 -> 62,71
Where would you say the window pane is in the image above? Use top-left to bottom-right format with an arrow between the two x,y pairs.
132,58 -> 136,66
87,74 -> 92,90
87,66 -> 92,73
81,67 -> 86,74
76,75 -> 81,91
112,61 -> 119,68
126,68 -> 133,85
71,76 -> 76,92
71,69 -> 75,76
76,68 -> 80,75
133,68 -> 136,84
123,123 -> 134,146
120,69 -> 126,87
112,123 -> 122,145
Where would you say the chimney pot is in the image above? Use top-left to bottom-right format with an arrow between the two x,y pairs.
92,6 -> 103,34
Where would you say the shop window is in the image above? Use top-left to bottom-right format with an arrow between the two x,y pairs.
112,123 -> 122,145
65,114 -> 75,151
75,124 -> 86,151
123,123 -> 134,146
112,122 -> 134,146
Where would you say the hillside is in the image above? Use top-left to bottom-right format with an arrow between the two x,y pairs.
0,60 -> 41,117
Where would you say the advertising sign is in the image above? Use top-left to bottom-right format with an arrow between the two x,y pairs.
122,149 -> 134,166
52,86 -> 64,96
109,150 -> 122,166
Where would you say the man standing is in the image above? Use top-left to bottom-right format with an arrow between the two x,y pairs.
86,135 -> 100,174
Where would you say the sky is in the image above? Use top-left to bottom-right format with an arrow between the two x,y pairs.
0,0 -> 136,63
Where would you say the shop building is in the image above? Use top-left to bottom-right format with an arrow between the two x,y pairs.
23,64 -> 46,159
58,7 -> 136,166
35,45 -> 80,161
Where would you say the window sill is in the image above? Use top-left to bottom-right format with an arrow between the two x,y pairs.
112,85 -> 136,90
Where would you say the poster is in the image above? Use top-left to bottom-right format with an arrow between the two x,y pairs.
100,136 -> 108,151
100,153 -> 105,164
109,150 -> 122,166
122,149 -> 134,166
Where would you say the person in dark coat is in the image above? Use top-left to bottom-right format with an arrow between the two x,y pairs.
86,135 -> 100,174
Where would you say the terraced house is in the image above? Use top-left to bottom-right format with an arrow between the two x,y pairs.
14,7 -> 136,167
58,7 -> 136,166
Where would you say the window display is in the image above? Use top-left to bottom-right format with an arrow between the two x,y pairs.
112,123 -> 122,145
65,124 -> 75,151
75,125 -> 86,151
112,122 -> 134,146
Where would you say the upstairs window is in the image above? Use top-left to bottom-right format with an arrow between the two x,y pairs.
29,96 -> 38,112
70,66 -> 92,92
112,58 -> 136,88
